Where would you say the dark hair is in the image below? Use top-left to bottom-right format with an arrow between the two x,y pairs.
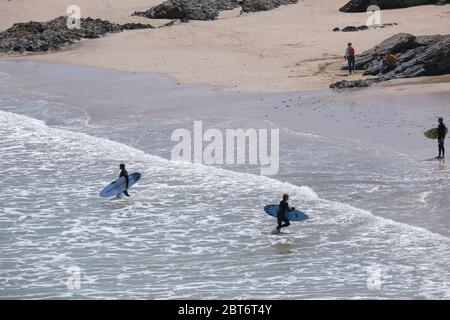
438,117 -> 443,123
119,163 -> 125,169
283,193 -> 289,201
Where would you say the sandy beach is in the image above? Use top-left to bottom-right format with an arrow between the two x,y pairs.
1,0 -> 449,92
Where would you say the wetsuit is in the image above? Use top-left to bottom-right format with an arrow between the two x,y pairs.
278,200 -> 291,230
438,123 -> 447,158
119,169 -> 130,197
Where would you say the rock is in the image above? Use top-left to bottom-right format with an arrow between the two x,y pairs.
331,33 -> 450,89
340,0 -> 449,13
0,16 -> 154,54
241,0 -> 298,13
121,23 -> 156,30
216,0 -> 242,10
133,0 -> 298,20
329,79 -> 379,89
335,23 -> 394,32
133,0 -> 240,20
352,33 -> 421,74
342,26 -> 359,32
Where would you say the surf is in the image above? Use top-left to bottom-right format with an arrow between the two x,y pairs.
1,109 -> 448,241
1,110 -> 450,299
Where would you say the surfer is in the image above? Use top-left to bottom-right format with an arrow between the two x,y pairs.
438,117 -> 447,159
277,194 -> 295,232
119,163 -> 130,197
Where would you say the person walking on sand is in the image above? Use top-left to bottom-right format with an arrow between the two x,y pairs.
277,193 -> 295,232
438,117 -> 447,160
344,42 -> 356,75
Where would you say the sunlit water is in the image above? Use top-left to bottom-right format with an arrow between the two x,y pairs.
0,61 -> 449,299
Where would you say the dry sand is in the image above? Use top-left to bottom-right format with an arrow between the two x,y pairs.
1,0 -> 449,92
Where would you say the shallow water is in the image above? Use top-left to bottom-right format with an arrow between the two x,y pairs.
0,60 -> 449,299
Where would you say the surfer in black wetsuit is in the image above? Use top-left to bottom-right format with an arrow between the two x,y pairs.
119,164 -> 130,197
277,193 -> 294,232
438,117 -> 447,160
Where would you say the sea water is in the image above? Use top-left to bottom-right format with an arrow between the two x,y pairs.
0,61 -> 449,299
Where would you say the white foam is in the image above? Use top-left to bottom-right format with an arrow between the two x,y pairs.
1,110 -> 449,299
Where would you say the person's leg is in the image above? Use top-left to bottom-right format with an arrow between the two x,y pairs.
351,57 -> 356,73
277,218 -> 283,231
348,59 -> 352,75
442,140 -> 445,158
387,61 -> 394,73
381,60 -> 388,73
280,219 -> 291,229
123,190 -> 130,197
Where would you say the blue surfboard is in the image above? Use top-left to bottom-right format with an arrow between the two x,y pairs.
100,172 -> 141,198
264,204 -> 309,221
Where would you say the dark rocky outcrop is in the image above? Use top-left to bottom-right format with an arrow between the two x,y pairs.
340,0 -> 449,13
330,78 -> 379,89
335,23 -> 397,32
330,33 -> 450,89
241,0 -> 298,13
216,0 -> 242,10
342,25 -> 367,32
0,16 -> 154,54
132,0 -> 240,21
133,0 -> 298,20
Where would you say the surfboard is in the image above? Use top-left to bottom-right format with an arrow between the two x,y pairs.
100,172 -> 141,198
264,204 -> 309,222
424,127 -> 448,140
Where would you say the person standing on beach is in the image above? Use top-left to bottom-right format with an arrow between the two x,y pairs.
119,163 -> 130,197
344,42 -> 356,75
438,117 -> 447,159
277,194 -> 294,232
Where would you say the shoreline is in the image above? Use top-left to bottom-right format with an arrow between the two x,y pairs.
0,57 -> 450,155
1,1 -> 449,93
3,53 -> 450,95
1,59 -> 450,299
